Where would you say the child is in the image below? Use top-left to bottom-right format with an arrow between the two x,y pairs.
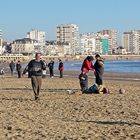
79,71 -> 88,92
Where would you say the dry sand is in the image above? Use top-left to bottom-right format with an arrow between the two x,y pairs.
0,72 -> 140,140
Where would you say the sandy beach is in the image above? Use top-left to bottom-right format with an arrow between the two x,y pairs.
0,72 -> 140,140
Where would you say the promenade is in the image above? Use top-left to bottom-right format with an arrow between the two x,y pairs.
0,54 -> 140,62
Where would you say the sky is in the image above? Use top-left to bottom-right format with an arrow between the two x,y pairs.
0,0 -> 140,44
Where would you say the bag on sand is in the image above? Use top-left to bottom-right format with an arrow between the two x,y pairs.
103,87 -> 110,94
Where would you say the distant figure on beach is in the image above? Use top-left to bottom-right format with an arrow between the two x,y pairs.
79,68 -> 88,92
58,59 -> 64,78
94,54 -> 104,86
16,60 -> 22,78
81,56 -> 94,87
0,68 -> 5,78
9,61 -> 15,76
48,59 -> 54,78
22,53 -> 46,100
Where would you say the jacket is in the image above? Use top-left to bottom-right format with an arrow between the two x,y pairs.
58,62 -> 64,71
81,59 -> 94,73
23,59 -> 46,76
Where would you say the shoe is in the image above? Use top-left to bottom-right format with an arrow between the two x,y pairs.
35,96 -> 39,100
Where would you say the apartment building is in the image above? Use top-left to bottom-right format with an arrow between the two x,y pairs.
122,32 -> 132,53
98,30 -> 117,52
123,30 -> 140,54
27,30 -> 46,54
80,34 -> 96,55
56,24 -> 79,55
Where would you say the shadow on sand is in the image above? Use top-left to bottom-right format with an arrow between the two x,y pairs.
73,120 -> 140,126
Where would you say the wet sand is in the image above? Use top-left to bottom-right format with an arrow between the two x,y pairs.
0,72 -> 140,140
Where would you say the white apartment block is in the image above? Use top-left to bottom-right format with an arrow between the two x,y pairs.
12,38 -> 37,54
123,30 -> 140,54
80,34 -> 96,55
132,30 -> 140,54
56,24 -> 79,55
27,30 -> 46,54
27,30 -> 46,43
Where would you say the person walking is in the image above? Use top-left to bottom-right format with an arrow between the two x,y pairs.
22,53 -> 46,100
48,59 -> 54,78
94,54 -> 104,86
9,60 -> 15,76
58,59 -> 64,78
16,60 -> 22,78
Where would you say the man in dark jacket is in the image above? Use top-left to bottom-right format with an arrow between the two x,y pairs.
58,59 -> 64,78
16,60 -> 22,78
48,59 -> 54,78
9,60 -> 15,76
94,54 -> 104,85
23,53 -> 46,100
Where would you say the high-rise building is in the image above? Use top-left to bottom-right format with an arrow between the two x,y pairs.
122,32 -> 132,53
80,34 -> 96,55
27,30 -> 46,54
56,24 -> 79,55
123,30 -> 140,54
98,30 -> 117,52
27,30 -> 46,43
101,38 -> 109,55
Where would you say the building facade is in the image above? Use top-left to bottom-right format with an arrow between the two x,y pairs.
98,30 -> 117,53
101,38 -> 109,55
56,24 -> 79,55
80,34 -> 96,55
27,30 -> 46,54
123,32 -> 132,53
12,38 -> 37,54
123,30 -> 140,54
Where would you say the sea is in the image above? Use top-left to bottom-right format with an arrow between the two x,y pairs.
54,60 -> 140,73
1,60 -> 140,74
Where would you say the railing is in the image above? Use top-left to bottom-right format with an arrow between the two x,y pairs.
0,55 -> 29,61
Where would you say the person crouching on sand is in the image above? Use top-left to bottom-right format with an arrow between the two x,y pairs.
79,68 -> 88,92
22,53 -> 46,100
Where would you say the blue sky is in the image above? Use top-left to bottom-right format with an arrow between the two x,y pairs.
0,0 -> 140,44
